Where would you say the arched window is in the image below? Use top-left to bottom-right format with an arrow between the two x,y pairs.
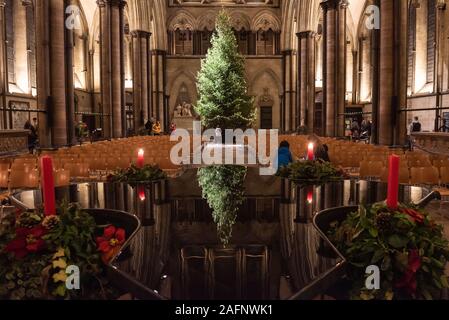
174,29 -> 193,55
5,0 -> 37,95
124,22 -> 132,89
407,0 -> 436,94
73,17 -> 88,90
235,29 -> 249,55
200,30 -> 213,55
256,29 -> 274,55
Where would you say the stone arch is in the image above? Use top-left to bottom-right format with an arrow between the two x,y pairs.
197,10 -> 217,31
229,11 -> 251,31
167,10 -> 196,31
251,10 -> 281,32
249,68 -> 283,94
281,0 -> 297,50
167,70 -> 198,120
249,68 -> 282,129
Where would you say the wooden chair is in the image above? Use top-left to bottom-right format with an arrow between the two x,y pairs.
0,170 -> 9,189
64,163 -> 89,178
440,167 -> 449,184
420,167 -> 440,185
9,170 -> 39,189
54,169 -> 70,187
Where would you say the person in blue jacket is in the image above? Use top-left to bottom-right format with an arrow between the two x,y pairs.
277,140 -> 293,170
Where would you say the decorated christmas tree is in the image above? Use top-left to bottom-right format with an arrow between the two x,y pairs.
195,10 -> 255,130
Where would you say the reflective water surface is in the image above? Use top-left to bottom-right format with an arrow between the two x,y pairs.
12,169 -> 429,300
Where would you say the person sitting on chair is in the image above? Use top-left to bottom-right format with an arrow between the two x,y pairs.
152,121 -> 162,136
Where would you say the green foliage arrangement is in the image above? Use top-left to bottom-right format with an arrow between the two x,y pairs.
108,164 -> 167,184
195,10 -> 256,130
0,204 -> 125,300
328,203 -> 449,300
197,166 -> 247,245
277,160 -> 346,184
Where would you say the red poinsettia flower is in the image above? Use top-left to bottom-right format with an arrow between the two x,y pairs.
395,250 -> 421,296
96,226 -> 126,264
4,226 -> 47,259
399,208 -> 425,224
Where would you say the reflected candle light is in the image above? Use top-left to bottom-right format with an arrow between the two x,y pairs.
138,186 -> 146,201
307,190 -> 313,204
387,155 -> 400,209
40,156 -> 56,216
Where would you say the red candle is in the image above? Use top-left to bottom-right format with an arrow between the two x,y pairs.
387,155 -> 400,209
40,156 -> 56,216
137,149 -> 144,168
307,142 -> 315,161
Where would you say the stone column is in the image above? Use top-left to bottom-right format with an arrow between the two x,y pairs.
151,49 -> 167,130
434,1 -> 446,133
65,0 -> 75,145
110,1 -> 123,138
98,0 -> 126,138
14,0 -> 29,94
35,0 -> 50,146
321,0 -> 347,137
98,0 -> 111,137
378,0 -> 403,145
0,1 -> 7,129
48,0 -> 68,146
297,31 -> 316,133
397,0 -> 409,144
336,1 -> 348,137
282,50 -> 296,132
131,30 -> 151,132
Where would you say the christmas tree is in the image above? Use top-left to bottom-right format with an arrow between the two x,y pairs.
195,10 -> 255,130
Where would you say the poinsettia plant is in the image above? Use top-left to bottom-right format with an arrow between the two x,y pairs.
0,203 -> 127,300
328,203 -> 449,300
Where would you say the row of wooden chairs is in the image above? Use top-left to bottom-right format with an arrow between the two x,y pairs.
0,169 -> 70,190
360,161 -> 449,185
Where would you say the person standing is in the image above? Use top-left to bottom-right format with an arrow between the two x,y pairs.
409,116 -> 422,134
24,120 -> 38,154
408,116 -> 422,151
351,119 -> 360,140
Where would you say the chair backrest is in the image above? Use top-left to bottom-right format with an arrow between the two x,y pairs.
421,167 -> 440,185
9,170 -> 39,189
440,167 -> 449,184
54,169 -> 70,187
0,170 -> 9,189
410,167 -> 422,185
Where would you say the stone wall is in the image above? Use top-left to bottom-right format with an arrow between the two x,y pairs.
0,130 -> 29,155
